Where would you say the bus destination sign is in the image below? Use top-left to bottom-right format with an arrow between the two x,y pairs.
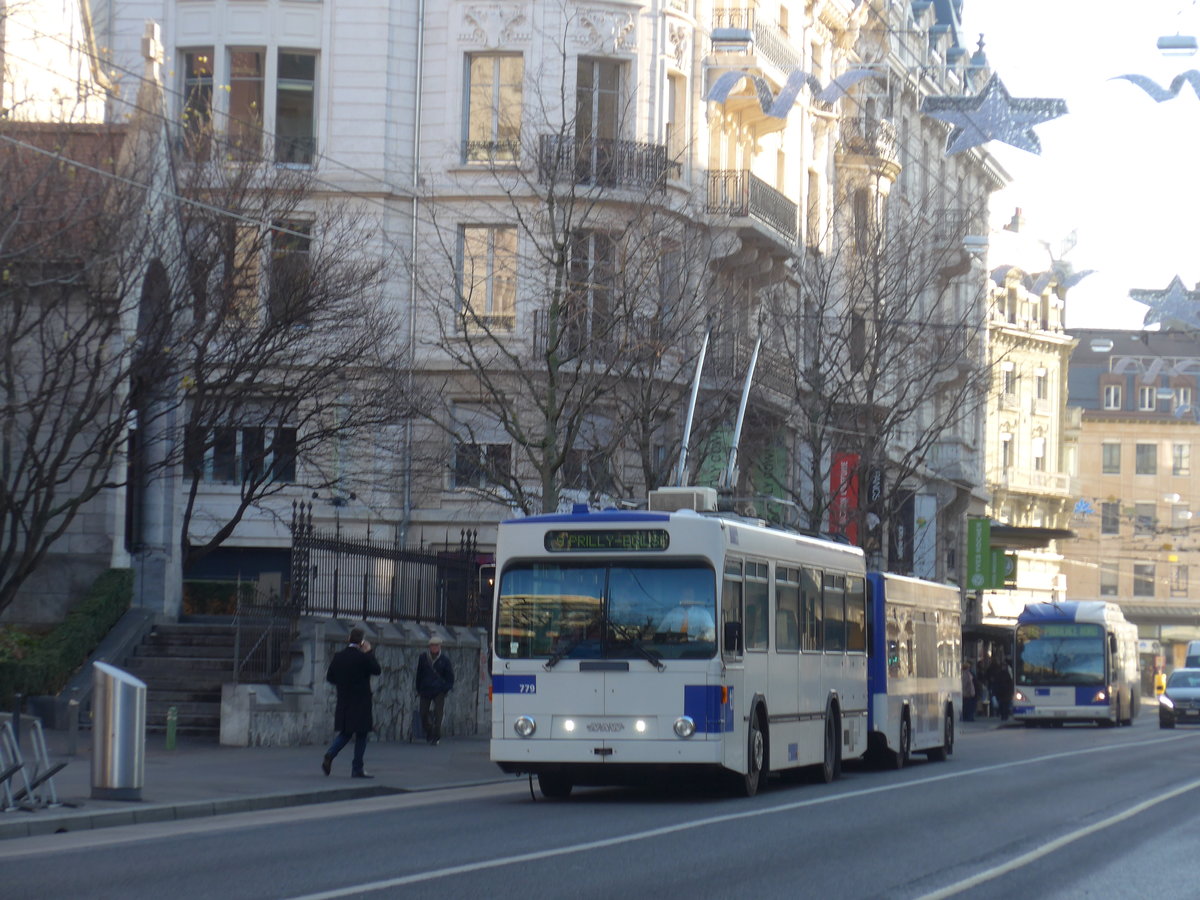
544,529 -> 670,552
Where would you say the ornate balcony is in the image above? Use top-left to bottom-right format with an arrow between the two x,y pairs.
838,116 -> 900,172
706,170 -> 797,242
711,7 -> 802,74
537,134 -> 669,191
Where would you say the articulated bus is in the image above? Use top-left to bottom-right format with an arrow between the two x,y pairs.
1012,601 -> 1140,727
866,573 -> 961,767
490,490 -> 870,798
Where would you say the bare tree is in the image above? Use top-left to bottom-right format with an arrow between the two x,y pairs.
408,35 -> 738,515
765,190 -> 992,569
0,119 -> 166,617
157,131 -> 393,569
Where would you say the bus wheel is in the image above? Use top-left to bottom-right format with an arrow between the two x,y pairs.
927,709 -> 953,762
819,709 -> 841,783
891,713 -> 911,769
538,771 -> 573,799
740,710 -> 766,797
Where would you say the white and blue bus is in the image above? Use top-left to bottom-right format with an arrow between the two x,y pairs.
1012,601 -> 1139,727
866,573 -> 961,767
490,488 -> 869,798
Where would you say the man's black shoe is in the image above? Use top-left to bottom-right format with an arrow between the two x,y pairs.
351,771 -> 374,779
322,755 -> 332,776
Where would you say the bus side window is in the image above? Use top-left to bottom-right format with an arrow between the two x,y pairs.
802,567 -> 822,651
823,573 -> 845,652
845,575 -> 865,652
723,558 -> 743,657
745,561 -> 769,651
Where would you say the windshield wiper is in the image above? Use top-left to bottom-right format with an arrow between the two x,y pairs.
610,622 -> 666,671
544,632 -> 589,671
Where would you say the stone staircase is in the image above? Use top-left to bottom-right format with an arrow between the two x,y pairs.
122,621 -> 237,736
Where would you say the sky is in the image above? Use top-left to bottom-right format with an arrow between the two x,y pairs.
959,0 -> 1200,330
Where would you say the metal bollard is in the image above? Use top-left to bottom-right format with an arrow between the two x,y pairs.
67,697 -> 80,757
165,706 -> 178,751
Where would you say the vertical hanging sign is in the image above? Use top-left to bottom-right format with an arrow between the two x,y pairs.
967,517 -> 991,590
829,453 -> 860,543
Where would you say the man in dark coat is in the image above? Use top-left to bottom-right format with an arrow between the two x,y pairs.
416,635 -> 454,745
322,626 -> 381,778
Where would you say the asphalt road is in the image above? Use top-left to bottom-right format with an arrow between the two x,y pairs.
4,713 -> 1199,899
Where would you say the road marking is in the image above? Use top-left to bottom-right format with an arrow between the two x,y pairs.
914,777 -> 1200,900
283,732 -> 1199,899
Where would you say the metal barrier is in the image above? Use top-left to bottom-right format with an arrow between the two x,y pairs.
91,662 -> 146,801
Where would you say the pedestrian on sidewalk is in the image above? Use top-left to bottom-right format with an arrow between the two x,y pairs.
323,626 -> 381,778
962,661 -> 977,722
416,635 -> 454,746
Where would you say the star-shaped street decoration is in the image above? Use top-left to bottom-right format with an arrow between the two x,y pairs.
705,67 -> 882,119
921,74 -> 1068,155
1133,275 -> 1200,330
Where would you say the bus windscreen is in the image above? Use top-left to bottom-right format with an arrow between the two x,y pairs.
1015,622 -> 1105,686
496,561 -> 716,661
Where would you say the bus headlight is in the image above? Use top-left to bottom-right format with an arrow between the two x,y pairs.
673,716 -> 696,738
514,715 -> 536,738
1013,689 -> 1027,702
563,719 -> 576,733
635,719 -> 647,734
1092,690 -> 1107,703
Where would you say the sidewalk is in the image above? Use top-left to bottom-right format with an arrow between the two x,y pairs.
0,728 -> 516,841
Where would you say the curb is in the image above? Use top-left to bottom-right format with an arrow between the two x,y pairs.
0,774 -> 521,842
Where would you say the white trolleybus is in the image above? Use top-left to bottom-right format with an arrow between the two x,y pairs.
865,573 -> 961,767
1012,601 -> 1140,727
490,487 -> 870,798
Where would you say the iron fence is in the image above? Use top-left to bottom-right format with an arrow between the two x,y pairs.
289,503 -> 483,627
233,584 -> 299,684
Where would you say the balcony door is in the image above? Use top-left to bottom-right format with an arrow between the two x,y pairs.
576,58 -> 622,185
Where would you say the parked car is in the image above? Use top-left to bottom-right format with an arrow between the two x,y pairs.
1159,668 -> 1200,728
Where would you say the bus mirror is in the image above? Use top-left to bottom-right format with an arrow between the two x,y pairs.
724,621 -> 743,655
1109,634 -> 1117,654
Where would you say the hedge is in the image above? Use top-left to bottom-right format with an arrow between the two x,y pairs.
0,568 -> 132,707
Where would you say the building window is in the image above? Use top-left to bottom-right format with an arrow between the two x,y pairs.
1103,384 -> 1122,410
1134,501 -> 1157,536
185,425 -> 296,483
1174,443 -> 1191,476
1102,442 -> 1120,474
268,220 -> 312,324
1032,437 -> 1046,472
1136,442 -> 1157,475
563,448 -> 613,495
575,57 -> 623,183
666,72 -> 687,168
1001,435 -> 1013,470
1139,385 -> 1157,411
464,53 -> 523,164
1177,386 -> 1194,411
1133,564 -> 1155,597
453,442 -> 511,489
276,51 -> 317,164
1172,565 -> 1189,597
459,225 -> 517,329
565,230 -> 616,357
1035,371 -> 1049,401
1100,502 -> 1120,535
1099,563 -> 1118,597
1001,366 -> 1016,398
228,49 -> 265,158
181,48 -> 214,158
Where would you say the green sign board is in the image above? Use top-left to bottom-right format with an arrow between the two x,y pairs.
967,518 -> 1015,590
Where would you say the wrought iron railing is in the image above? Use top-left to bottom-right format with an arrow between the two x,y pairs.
708,334 -> 792,398
290,502 -> 482,626
839,116 -> 899,165
706,170 -> 798,241
233,585 -> 299,685
537,134 -> 669,191
711,8 -> 801,72
462,139 -> 520,165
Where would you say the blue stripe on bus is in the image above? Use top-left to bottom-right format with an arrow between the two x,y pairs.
684,685 -> 733,733
492,675 -> 536,694
1076,685 -> 1105,706
501,511 -> 671,524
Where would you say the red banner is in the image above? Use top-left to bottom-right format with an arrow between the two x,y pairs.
829,452 -> 860,544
